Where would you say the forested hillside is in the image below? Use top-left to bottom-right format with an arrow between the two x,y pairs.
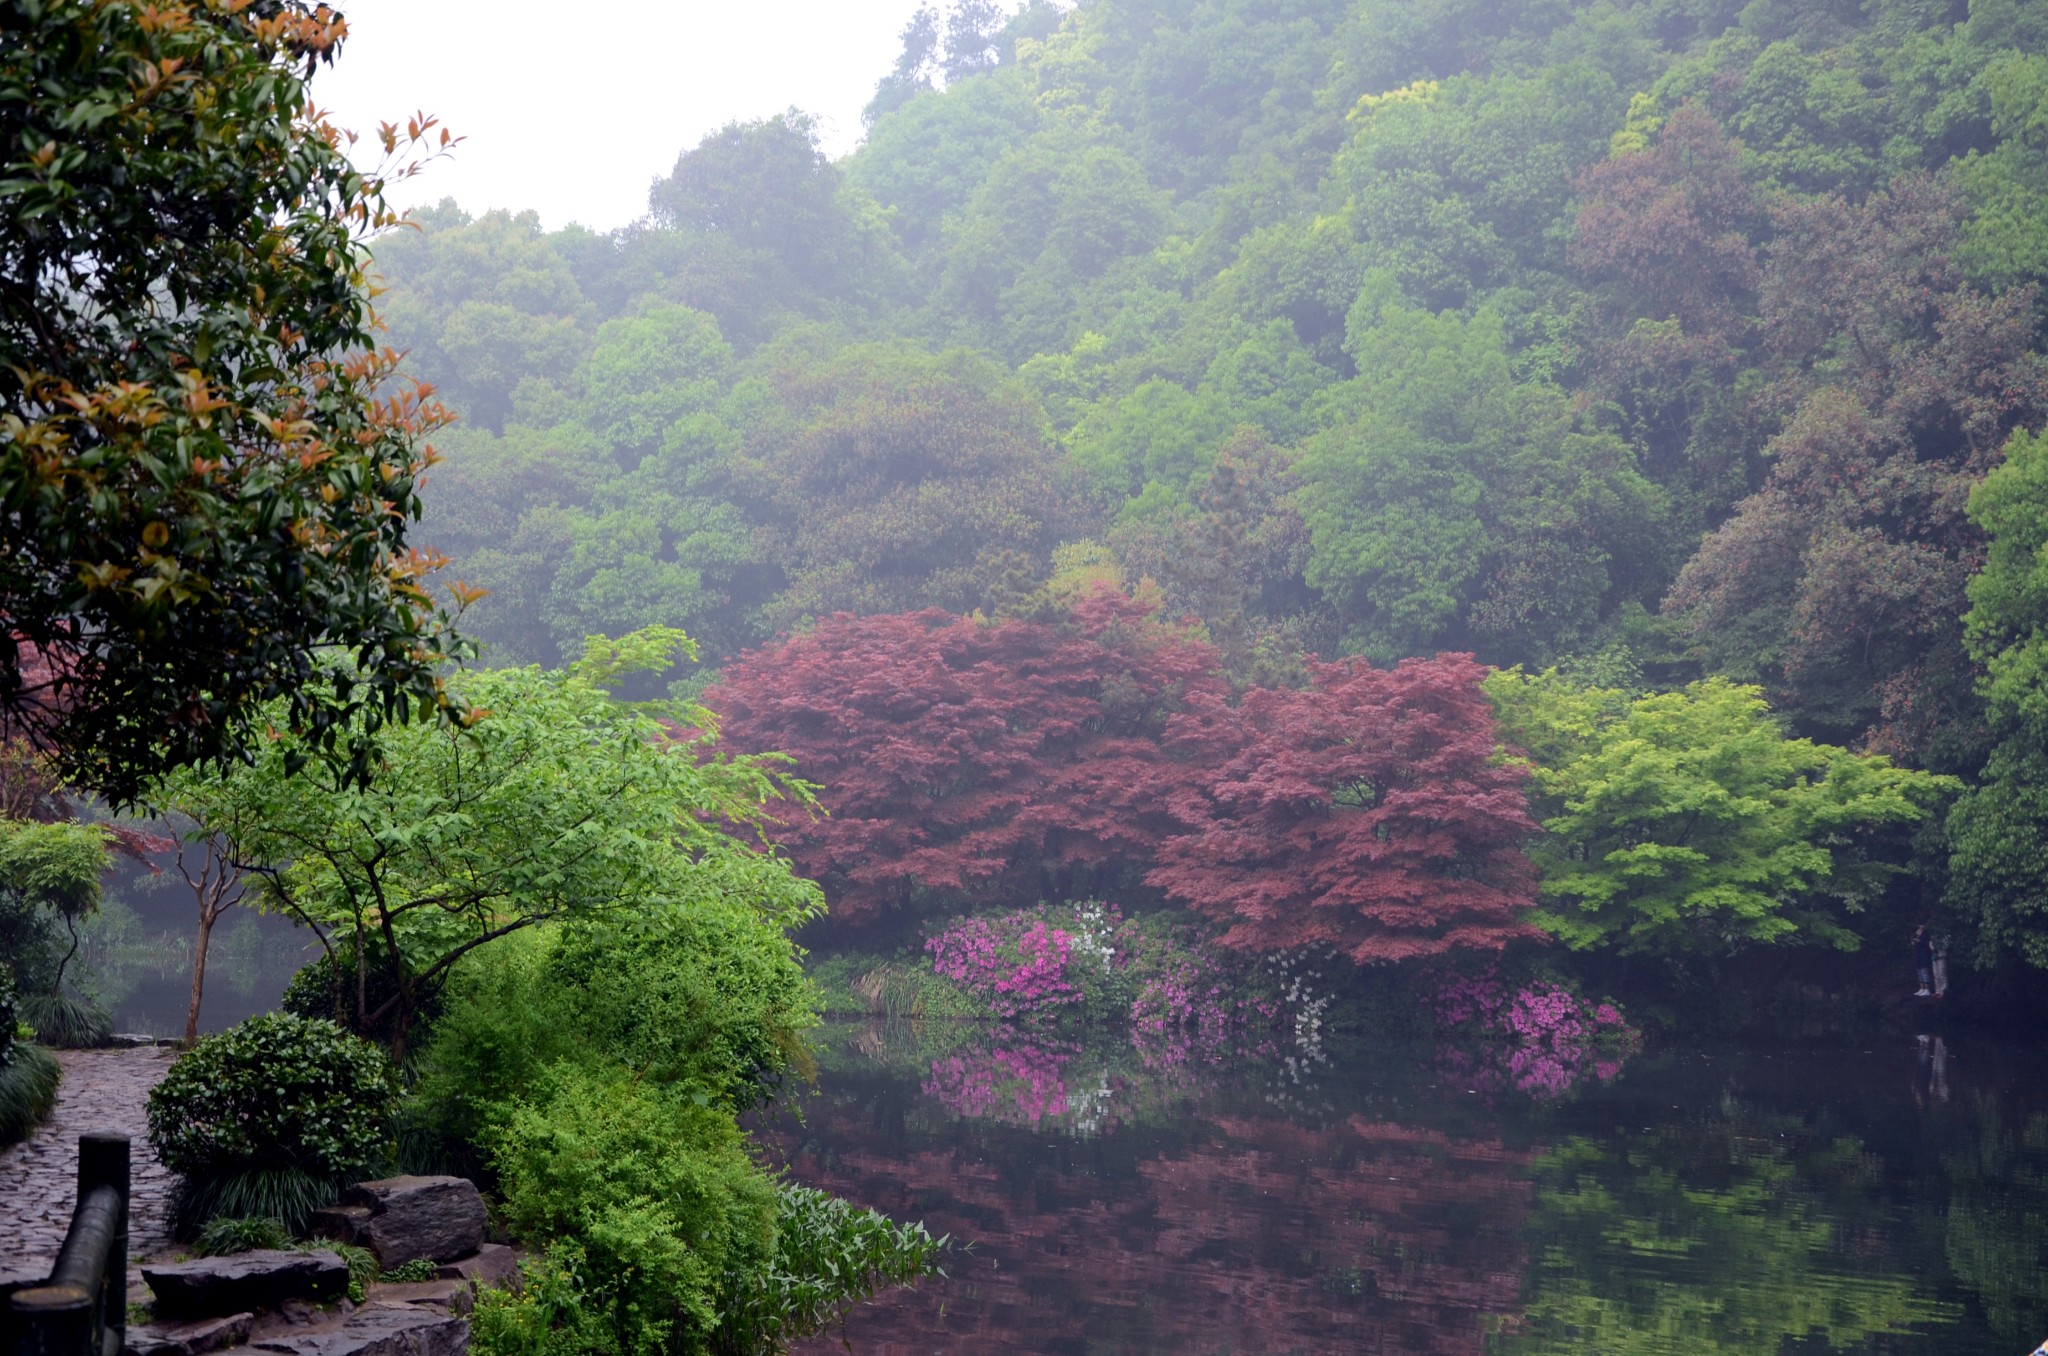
370,0 -> 2048,972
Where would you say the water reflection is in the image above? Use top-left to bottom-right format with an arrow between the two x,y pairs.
754,1022 -> 2048,1355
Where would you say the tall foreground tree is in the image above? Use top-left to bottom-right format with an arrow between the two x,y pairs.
2,1 -> 466,801
1150,653 -> 1540,963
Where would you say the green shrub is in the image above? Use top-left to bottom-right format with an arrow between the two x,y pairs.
192,1215 -> 292,1256
545,903 -> 816,1109
406,929 -> 579,1154
412,905 -> 816,1151
0,1042 -> 59,1146
19,989 -> 111,1048
147,1013 -> 396,1235
470,1243 -> 622,1356
487,1065 -> 777,1356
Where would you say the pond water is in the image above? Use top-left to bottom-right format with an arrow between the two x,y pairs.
751,1017 -> 2048,1356
73,856 -> 312,1038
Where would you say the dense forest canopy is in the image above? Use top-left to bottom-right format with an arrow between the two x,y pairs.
367,0 -> 2048,968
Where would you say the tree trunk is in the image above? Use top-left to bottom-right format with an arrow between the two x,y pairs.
184,906 -> 217,1045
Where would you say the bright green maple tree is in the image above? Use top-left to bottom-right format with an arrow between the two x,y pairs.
1489,670 -> 1954,956
153,628 -> 822,1058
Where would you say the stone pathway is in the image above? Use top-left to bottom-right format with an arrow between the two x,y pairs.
0,1046 -> 181,1292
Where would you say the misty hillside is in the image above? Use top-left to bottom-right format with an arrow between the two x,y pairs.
372,0 -> 2048,777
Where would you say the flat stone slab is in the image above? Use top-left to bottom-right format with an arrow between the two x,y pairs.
366,1280 -> 472,1316
125,1311 -> 254,1356
337,1178 -> 485,1269
144,1250 -> 348,1319
248,1302 -> 468,1356
434,1245 -> 519,1294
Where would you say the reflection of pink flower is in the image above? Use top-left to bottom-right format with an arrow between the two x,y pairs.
923,1038 -> 1078,1127
1424,970 -> 1642,1101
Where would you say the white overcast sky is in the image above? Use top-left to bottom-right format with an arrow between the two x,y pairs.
316,1 -> 931,233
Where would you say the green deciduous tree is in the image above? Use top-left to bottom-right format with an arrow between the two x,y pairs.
1490,670 -> 1952,956
726,343 -> 1083,627
153,629 -> 822,1058
1947,427 -> 2048,967
1299,278 -> 1665,665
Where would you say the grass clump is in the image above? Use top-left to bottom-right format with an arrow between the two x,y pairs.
380,1258 -> 441,1283
192,1216 -> 292,1256
0,1041 -> 59,1145
19,990 -> 110,1049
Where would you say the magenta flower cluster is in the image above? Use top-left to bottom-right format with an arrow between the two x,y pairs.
926,914 -> 1081,1020
1425,966 -> 1641,1100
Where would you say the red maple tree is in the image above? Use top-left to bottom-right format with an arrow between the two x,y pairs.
706,588 -> 1228,923
1149,653 -> 1540,963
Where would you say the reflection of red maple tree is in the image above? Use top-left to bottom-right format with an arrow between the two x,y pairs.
1150,654 -> 1540,963
755,1098 -> 1530,1355
707,589 -> 1227,923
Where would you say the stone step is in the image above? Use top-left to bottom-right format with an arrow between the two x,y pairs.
246,1302 -> 468,1356
433,1245 -> 519,1294
143,1250 -> 349,1319
327,1178 -> 486,1269
124,1311 -> 254,1356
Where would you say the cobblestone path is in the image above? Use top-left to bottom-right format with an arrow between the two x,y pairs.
0,1046 -> 180,1291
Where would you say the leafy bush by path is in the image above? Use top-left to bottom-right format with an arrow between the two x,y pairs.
0,1041 -> 59,1146
147,1013 -> 397,1235
409,903 -> 816,1164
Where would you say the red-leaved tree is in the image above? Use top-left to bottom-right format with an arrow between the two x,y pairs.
706,588 -> 1228,924
1149,654 -> 1539,963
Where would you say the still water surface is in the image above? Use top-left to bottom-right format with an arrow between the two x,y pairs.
62,885 -> 2048,1356
753,1019 -> 2048,1356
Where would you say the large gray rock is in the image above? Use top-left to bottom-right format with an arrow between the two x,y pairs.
337,1178 -> 486,1269
143,1251 -> 348,1319
125,1311 -> 255,1356
249,1304 -> 468,1356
